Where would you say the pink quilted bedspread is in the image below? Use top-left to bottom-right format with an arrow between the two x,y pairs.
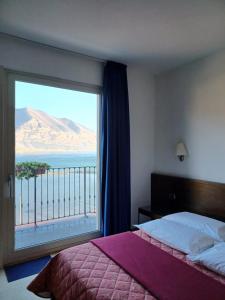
28,230 -> 225,300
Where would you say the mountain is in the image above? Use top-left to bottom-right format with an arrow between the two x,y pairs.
16,107 -> 96,154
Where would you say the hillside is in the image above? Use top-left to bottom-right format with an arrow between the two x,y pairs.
16,107 -> 96,154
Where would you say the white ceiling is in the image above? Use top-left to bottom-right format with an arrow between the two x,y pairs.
1,0 -> 225,73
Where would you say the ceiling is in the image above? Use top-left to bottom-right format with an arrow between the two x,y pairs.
1,0 -> 225,73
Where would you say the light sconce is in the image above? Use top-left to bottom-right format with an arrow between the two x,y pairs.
176,142 -> 188,161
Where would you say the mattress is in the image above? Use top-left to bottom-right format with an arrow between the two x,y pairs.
28,230 -> 225,299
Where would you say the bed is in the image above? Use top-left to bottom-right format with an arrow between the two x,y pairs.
27,229 -> 225,299
28,174 -> 225,299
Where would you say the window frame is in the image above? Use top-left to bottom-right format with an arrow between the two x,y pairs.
3,69 -> 102,265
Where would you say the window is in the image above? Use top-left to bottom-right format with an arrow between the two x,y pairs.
11,76 -> 100,249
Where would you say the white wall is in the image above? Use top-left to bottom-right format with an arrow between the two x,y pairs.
128,66 -> 155,224
154,48 -> 225,183
0,34 -> 103,86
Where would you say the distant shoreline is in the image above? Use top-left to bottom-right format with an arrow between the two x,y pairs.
16,152 -> 97,157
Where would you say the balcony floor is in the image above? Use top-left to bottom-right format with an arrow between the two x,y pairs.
15,214 -> 97,249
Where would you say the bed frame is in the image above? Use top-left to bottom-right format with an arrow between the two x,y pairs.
151,173 -> 225,222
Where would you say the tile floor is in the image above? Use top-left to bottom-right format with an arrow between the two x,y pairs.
16,213 -> 97,249
0,269 -> 39,300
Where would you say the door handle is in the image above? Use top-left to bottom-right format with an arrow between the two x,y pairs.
7,174 -> 13,199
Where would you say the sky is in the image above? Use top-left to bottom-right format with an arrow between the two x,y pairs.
15,81 -> 98,132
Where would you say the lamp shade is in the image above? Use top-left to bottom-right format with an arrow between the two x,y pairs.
176,142 -> 188,157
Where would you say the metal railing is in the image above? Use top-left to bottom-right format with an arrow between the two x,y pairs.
15,166 -> 97,226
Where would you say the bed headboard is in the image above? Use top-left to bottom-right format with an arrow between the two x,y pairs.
151,173 -> 225,222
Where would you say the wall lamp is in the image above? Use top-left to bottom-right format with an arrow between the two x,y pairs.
176,142 -> 188,161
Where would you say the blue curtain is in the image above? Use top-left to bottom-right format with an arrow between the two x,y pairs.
100,61 -> 131,236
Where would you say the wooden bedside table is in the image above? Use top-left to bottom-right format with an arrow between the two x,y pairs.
138,206 -> 169,224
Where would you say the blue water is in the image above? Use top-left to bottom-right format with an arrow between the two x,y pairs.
16,153 -> 97,168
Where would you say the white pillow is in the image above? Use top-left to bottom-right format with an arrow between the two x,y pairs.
163,212 -> 225,241
187,242 -> 225,276
136,219 -> 214,254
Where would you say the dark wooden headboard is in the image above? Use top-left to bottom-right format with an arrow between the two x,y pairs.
151,173 -> 225,222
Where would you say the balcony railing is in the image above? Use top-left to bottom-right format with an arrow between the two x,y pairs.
15,166 -> 97,226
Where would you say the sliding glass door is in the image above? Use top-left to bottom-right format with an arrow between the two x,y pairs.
4,71 -> 101,264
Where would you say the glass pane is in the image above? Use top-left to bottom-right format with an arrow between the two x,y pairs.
14,80 -> 99,249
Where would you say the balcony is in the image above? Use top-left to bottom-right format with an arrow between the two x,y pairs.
15,166 -> 98,249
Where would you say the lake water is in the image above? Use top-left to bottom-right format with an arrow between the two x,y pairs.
16,153 -> 97,168
15,153 -> 97,225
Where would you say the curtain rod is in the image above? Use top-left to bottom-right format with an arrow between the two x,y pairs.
0,32 -> 106,64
